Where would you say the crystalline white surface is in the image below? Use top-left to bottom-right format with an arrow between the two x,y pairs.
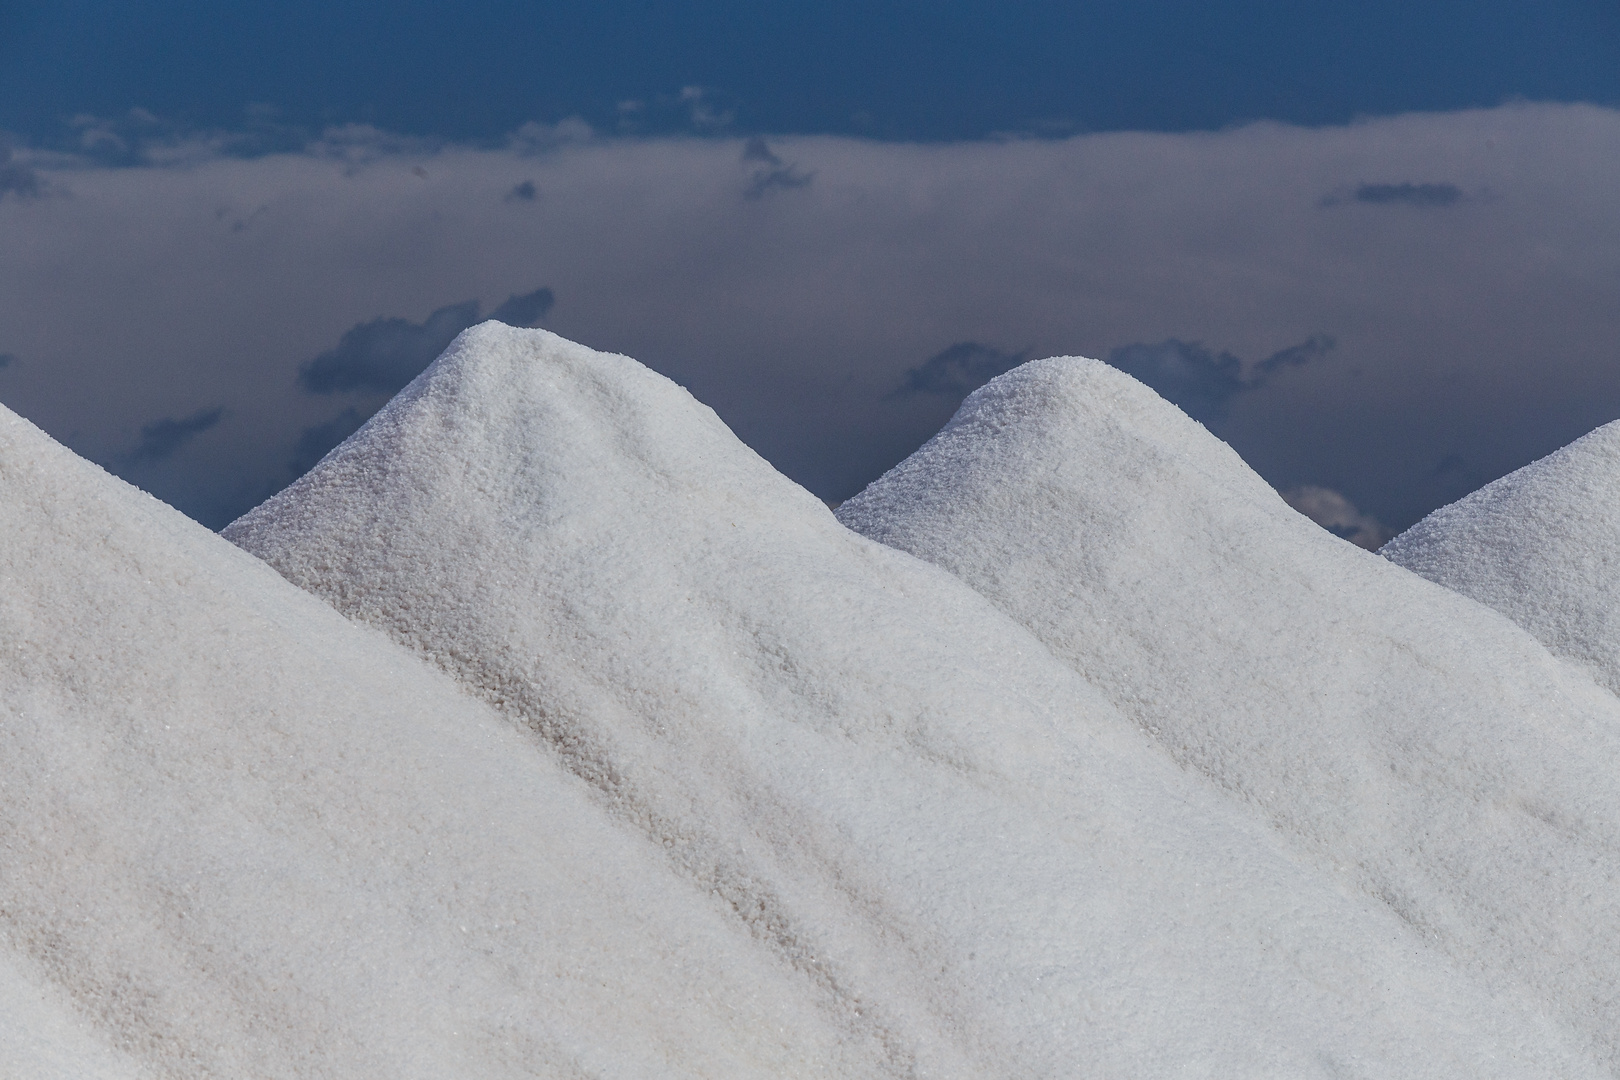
1382,420 -> 1620,694
224,322 -> 1600,1077
1,401 -> 916,1080
838,355 -> 1620,1072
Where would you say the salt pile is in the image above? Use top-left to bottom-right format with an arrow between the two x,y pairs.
1382,420 -> 1620,693
838,356 -> 1620,1071
221,323 -> 1592,1076
0,401 -> 908,1079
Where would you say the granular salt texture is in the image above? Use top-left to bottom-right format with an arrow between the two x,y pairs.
0,952 -> 140,1080
227,322 -> 1599,1077
837,356 -> 1620,1073
1382,420 -> 1620,694
0,402 -> 912,1079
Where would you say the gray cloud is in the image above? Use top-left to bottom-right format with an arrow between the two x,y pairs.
746,165 -> 813,198
489,287 -> 555,328
298,288 -> 553,395
123,407 -> 224,463
1105,335 -> 1335,425
1283,486 -> 1390,550
1356,182 -> 1464,207
742,137 -> 780,165
506,180 -> 537,202
680,86 -> 734,130
1106,340 -> 1244,422
742,137 -> 813,198
1320,182 -> 1464,208
894,342 -> 1029,400
1255,333 -> 1337,374
0,135 -> 41,198
0,353 -> 16,369
507,118 -> 595,155
289,407 -> 365,476
298,300 -> 477,394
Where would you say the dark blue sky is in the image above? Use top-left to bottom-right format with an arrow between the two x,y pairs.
3,1 -> 1617,143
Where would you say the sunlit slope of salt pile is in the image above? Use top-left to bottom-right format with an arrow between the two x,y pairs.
0,403 -> 915,1080
226,322 -> 1598,1077
1383,420 -> 1620,694
837,356 -> 1620,1071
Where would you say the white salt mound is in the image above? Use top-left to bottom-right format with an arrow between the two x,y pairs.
1,401 -> 911,1079
838,356 -> 1620,1073
1382,419 -> 1620,694
227,322 -> 1598,1077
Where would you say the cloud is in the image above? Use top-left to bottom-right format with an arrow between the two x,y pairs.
742,137 -> 812,198
489,287 -> 555,327
1106,340 -> 1245,422
289,407 -> 365,476
1320,182 -> 1464,208
298,289 -> 552,395
1282,486 -> 1390,550
1355,182 -> 1464,207
123,407 -> 224,463
0,135 -> 41,198
742,137 -> 781,165
0,353 -> 16,369
1255,333 -> 1337,375
304,124 -> 441,168
894,342 -> 1029,399
298,300 -> 477,394
40,108 -> 314,168
507,118 -> 595,155
680,86 -> 734,130
506,180 -> 538,202
1105,335 -> 1335,425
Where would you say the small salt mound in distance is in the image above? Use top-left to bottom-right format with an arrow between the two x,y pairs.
837,356 -> 1620,1072
1,402 -> 895,1079
1382,420 -> 1620,694
229,322 -> 1598,1077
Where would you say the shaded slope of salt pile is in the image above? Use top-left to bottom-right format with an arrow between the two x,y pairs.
226,322 -> 1597,1077
1382,420 -> 1620,694
837,356 -> 1620,1072
0,403 -> 916,1079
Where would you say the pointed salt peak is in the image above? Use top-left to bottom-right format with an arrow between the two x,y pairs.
947,354 -> 1245,463
226,322 -> 819,561
839,353 -> 1285,545
406,320 -> 741,456
232,322 -> 846,568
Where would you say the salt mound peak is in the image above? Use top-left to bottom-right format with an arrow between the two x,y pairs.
839,355 -> 1620,1071
231,321 -> 819,565
226,324 -> 1597,1076
1382,419 -> 1620,694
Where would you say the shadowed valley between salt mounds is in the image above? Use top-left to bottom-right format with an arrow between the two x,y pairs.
4,321 -> 1620,1077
